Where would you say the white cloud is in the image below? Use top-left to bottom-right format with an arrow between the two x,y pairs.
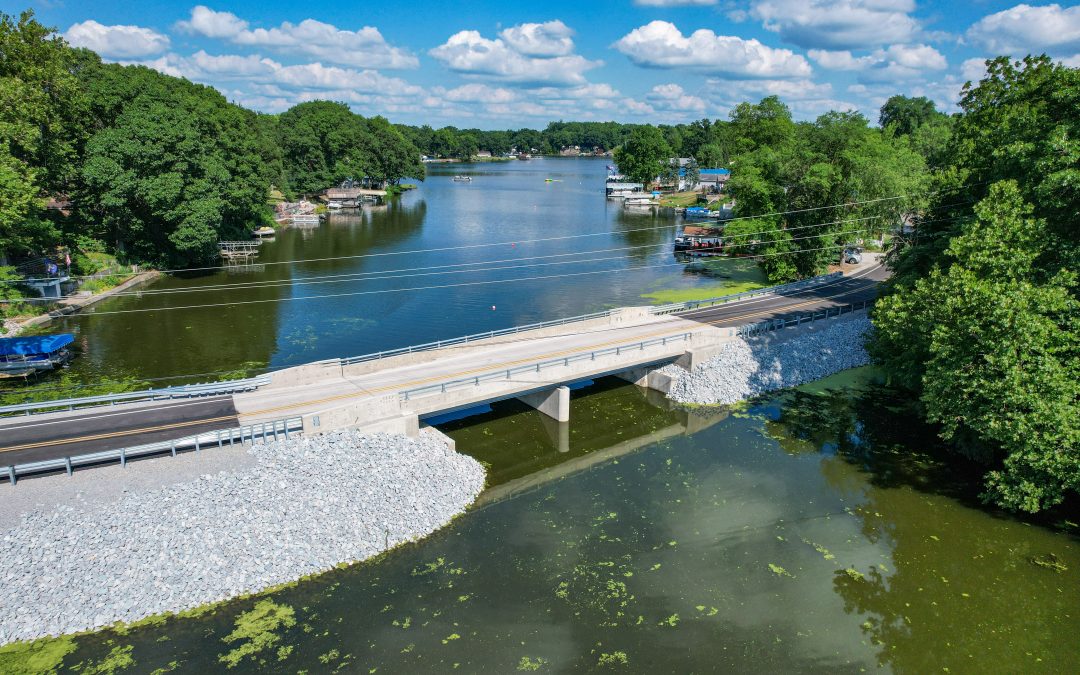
134,51 -> 422,97
711,77 -> 833,101
750,0 -> 920,50
612,20 -> 812,78
808,49 -> 876,71
64,20 -> 170,58
430,29 -> 600,86
498,20 -> 575,57
645,83 -> 707,114
175,5 -> 247,38
176,5 -> 417,69
811,44 -> 947,81
966,4 -> 1080,54
440,83 -> 519,103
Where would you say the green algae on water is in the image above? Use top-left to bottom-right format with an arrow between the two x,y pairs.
0,635 -> 77,675
217,600 -> 297,668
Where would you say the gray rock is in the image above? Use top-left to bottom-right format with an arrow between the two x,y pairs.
0,430 -> 485,645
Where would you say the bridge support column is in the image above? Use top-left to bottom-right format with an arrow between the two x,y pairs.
614,366 -> 675,394
517,386 -> 570,422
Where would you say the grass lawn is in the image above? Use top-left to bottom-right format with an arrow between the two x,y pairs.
641,257 -> 769,304
658,191 -> 703,208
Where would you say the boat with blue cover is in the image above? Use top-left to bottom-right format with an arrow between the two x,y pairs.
0,334 -> 76,374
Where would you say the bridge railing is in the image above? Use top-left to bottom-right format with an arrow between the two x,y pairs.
650,272 -> 843,316
2,415 -> 303,485
399,332 -> 692,402
0,374 -> 273,418
339,310 -> 615,366
736,299 -> 873,337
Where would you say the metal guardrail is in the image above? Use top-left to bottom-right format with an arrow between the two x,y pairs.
3,416 -> 303,485
737,300 -> 872,337
0,374 -> 273,418
650,272 -> 843,316
340,310 -> 615,366
399,332 -> 692,402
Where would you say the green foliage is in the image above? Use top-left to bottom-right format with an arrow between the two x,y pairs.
871,183 -> 1079,512
872,56 -> 1080,512
879,95 -> 943,136
0,10 -> 81,259
725,102 -> 927,282
0,265 -> 32,322
614,126 -> 671,185
278,102 -> 422,194
73,60 -> 272,265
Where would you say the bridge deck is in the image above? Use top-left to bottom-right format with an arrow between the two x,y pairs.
0,260 -> 886,468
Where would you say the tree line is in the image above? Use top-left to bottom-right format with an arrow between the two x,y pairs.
0,11 -> 423,267
869,56 -> 1079,514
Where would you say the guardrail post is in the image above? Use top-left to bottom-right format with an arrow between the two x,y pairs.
216,430 -> 223,448
7,466 -> 15,485
171,441 -> 176,457
120,447 -> 127,467
261,423 -> 267,443
65,457 -> 73,476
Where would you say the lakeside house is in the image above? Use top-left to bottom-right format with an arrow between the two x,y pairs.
699,168 -> 732,193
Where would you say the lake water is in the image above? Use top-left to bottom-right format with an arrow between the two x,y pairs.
22,370 -> 1079,673
7,159 -> 1076,673
29,157 -> 751,392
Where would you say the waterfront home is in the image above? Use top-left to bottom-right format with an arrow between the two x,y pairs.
699,168 -> 732,193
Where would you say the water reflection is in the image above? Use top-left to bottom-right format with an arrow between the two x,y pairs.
34,371 -> 1079,673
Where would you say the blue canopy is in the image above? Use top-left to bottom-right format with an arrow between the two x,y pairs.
0,334 -> 74,357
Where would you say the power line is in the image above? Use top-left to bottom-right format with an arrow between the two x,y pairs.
5,185 -> 975,283
5,210 -> 973,304
1,225 -> 884,304
48,242 -> 874,317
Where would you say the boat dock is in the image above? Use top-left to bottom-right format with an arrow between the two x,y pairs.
218,241 -> 261,260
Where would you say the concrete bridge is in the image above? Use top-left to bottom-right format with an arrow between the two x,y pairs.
0,262 -> 886,477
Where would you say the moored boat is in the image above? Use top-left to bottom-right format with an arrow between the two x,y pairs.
452,175 -> 472,182
0,334 -> 75,373
252,226 -> 276,238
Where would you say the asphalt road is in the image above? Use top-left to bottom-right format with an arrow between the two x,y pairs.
0,397 -> 238,466
0,264 -> 886,470
675,263 -> 887,327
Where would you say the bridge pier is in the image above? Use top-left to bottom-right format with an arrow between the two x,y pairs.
614,366 -> 675,394
517,386 -> 570,422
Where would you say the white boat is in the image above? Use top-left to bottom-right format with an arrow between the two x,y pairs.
452,175 -> 472,182
624,197 -> 659,207
327,201 -> 343,209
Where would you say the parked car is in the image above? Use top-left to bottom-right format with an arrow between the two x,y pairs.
843,247 -> 863,264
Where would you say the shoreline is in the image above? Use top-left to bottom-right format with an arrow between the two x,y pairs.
0,430 -> 485,647
4,271 -> 160,336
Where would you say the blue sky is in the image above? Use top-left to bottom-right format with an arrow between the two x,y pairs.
9,0 -> 1080,128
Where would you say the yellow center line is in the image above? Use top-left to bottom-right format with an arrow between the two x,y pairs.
0,415 -> 239,453
1,278 -> 877,455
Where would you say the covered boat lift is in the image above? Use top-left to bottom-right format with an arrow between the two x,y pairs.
0,334 -> 76,376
